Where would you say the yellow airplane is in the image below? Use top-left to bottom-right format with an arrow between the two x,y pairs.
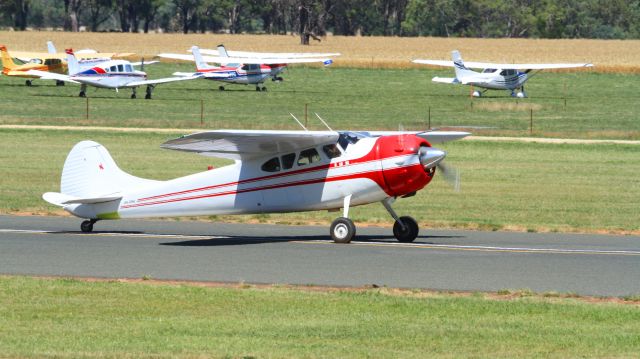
1,42 -> 134,86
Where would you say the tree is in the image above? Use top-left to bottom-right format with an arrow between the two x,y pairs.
173,0 -> 201,33
0,0 -> 31,30
85,0 -> 113,31
63,0 -> 81,31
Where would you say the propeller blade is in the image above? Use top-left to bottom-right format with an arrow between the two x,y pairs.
437,162 -> 460,192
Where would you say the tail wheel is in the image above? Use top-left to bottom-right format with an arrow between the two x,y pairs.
80,220 -> 94,233
393,216 -> 419,242
330,217 -> 356,244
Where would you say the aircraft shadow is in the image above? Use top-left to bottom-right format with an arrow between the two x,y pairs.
160,234 -> 463,247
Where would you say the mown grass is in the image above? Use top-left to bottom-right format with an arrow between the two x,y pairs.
1,128 -> 638,233
0,65 -> 639,139
0,276 -> 638,358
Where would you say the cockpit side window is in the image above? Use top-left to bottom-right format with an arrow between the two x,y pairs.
322,144 -> 342,159
125,64 -> 133,72
281,153 -> 296,170
297,148 -> 321,166
261,157 -> 281,172
500,69 -> 516,76
482,68 -> 497,73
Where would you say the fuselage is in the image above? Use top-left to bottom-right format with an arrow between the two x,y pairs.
465,68 -> 528,90
71,59 -> 146,88
198,63 -> 287,85
66,135 -> 436,220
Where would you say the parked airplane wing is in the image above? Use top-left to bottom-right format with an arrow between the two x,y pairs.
25,69 -> 80,83
172,71 -> 235,79
195,48 -> 341,58
366,131 -> 470,144
126,73 -> 203,87
432,77 -> 460,84
161,130 -> 339,160
158,52 -> 332,65
413,59 -> 593,70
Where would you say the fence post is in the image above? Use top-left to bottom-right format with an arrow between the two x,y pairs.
428,106 -> 431,129
85,97 -> 89,120
304,103 -> 308,127
200,99 -> 204,126
530,108 -> 533,135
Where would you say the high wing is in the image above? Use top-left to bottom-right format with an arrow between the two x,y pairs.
12,51 -> 134,62
413,59 -> 593,70
172,71 -> 235,79
158,53 -> 332,65
25,70 -> 80,83
161,130 -> 339,160
432,77 -> 460,84
195,48 -> 341,58
366,130 -> 470,143
130,60 -> 159,66
126,73 -> 203,87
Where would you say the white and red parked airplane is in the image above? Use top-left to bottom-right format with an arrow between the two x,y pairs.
158,45 -> 335,91
43,128 -> 468,243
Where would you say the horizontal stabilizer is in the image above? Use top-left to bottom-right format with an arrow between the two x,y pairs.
432,77 -> 459,84
43,192 -> 122,206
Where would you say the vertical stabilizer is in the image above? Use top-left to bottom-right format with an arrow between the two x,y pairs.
59,140 -> 158,198
47,41 -> 57,54
65,48 -> 80,75
452,50 -> 476,80
0,45 -> 18,72
191,46 -> 215,71
217,44 -> 229,57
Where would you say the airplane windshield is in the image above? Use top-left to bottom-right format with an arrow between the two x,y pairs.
337,131 -> 368,150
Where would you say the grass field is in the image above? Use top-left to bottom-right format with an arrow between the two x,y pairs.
2,128 -> 638,234
0,276 -> 639,358
1,31 -> 640,72
1,65 -> 639,140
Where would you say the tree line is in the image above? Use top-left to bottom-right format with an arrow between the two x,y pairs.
1,0 -> 639,42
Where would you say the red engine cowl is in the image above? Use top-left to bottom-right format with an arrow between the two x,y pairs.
375,134 -> 434,197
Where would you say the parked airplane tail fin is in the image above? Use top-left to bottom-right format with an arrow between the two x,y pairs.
191,46 -> 215,71
217,44 -> 229,57
452,50 -> 475,80
65,48 -> 80,75
0,45 -> 18,72
47,41 -> 57,54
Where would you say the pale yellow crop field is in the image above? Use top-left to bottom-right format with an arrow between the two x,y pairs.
1,31 -> 639,72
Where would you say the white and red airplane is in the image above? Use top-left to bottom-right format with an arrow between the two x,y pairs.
43,127 -> 469,243
158,45 -> 335,91
27,49 -> 202,99
413,50 -> 593,98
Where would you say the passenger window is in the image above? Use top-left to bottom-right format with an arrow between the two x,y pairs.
117,64 -> 124,72
261,157 -> 280,172
281,153 -> 296,170
297,148 -> 320,166
125,64 -> 133,72
323,144 -> 341,159
110,65 -> 117,72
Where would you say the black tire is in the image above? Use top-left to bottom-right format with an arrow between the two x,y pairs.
330,217 -> 356,244
255,86 -> 261,91
79,91 -> 86,98
80,220 -> 94,233
218,86 -> 225,91
131,94 -> 136,99
25,80 -> 32,86
56,80 -> 65,87
393,216 -> 419,243
145,93 -> 151,99
261,87 -> 267,92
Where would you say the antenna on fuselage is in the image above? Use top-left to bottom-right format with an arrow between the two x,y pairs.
289,113 -> 308,131
314,113 -> 334,132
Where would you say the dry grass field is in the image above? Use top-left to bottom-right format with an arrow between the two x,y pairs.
1,31 -> 639,72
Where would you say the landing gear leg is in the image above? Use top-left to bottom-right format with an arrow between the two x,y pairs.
80,219 -> 98,233
330,194 -> 356,243
382,198 -> 419,242
145,85 -> 154,99
131,87 -> 137,99
79,84 -> 87,98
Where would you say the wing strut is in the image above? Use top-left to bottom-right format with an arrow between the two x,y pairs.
314,113 -> 334,132
289,113 -> 308,131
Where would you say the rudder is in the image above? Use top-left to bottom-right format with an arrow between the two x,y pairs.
0,45 -> 18,72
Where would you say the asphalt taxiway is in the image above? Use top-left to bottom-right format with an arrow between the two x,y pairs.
0,215 -> 638,296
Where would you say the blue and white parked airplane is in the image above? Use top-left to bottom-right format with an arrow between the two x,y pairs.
27,49 -> 203,99
413,50 -> 593,98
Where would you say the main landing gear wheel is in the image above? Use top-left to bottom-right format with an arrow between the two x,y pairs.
80,219 -> 97,233
79,91 -> 86,98
56,80 -> 65,86
393,216 -> 419,243
218,86 -> 225,91
255,86 -> 261,91
472,90 -> 481,97
25,80 -> 32,86
131,93 -> 136,99
330,217 -> 356,244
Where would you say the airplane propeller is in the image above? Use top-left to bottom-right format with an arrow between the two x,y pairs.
419,146 -> 460,192
437,161 -> 461,192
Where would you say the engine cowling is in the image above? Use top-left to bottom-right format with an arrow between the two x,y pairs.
376,134 -> 446,197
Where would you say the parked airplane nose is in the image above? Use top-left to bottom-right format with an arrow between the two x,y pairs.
419,146 -> 446,170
